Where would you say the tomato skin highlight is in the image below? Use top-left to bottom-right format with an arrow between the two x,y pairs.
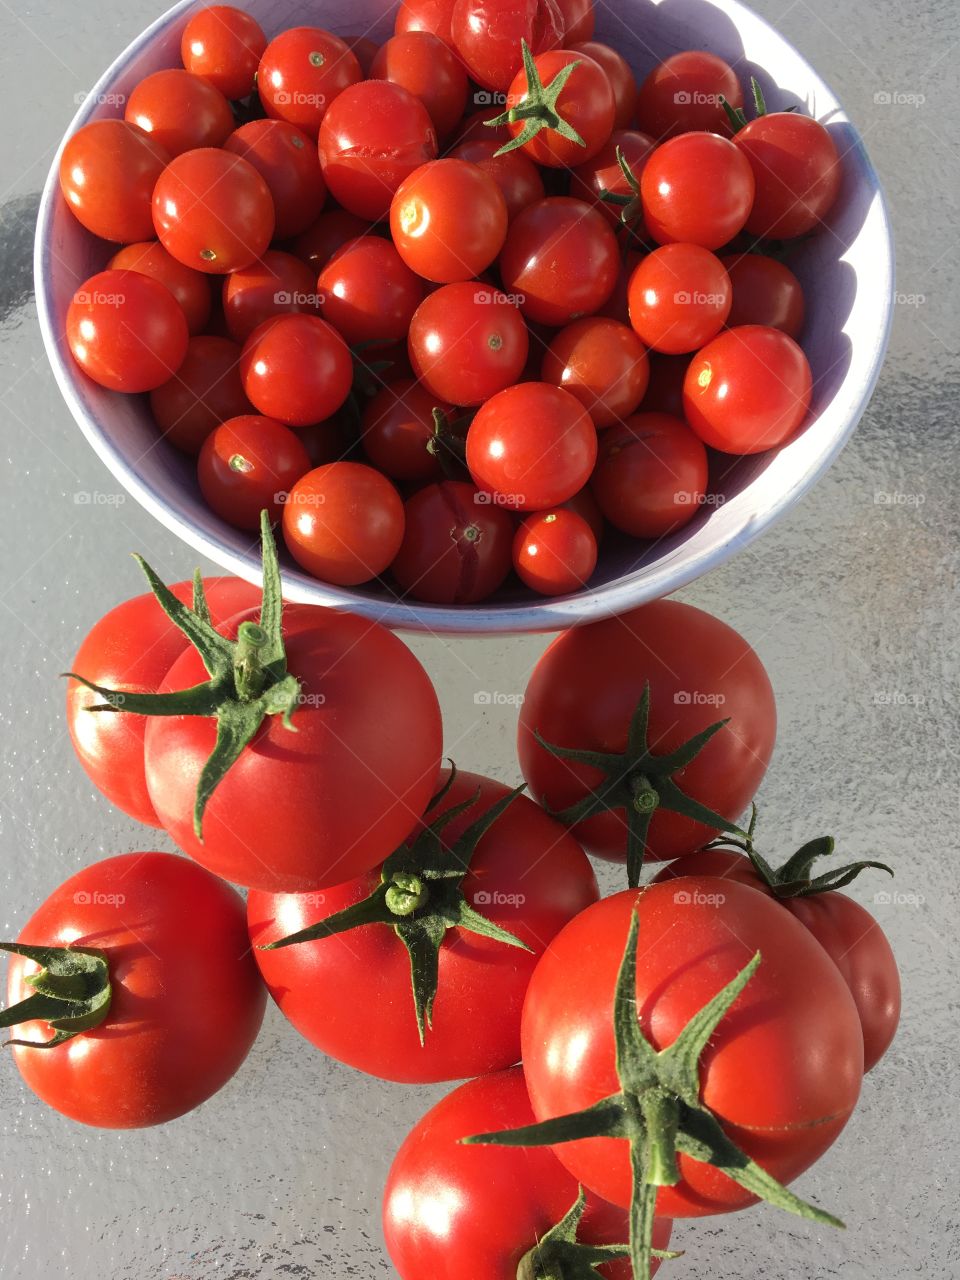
59,120 -> 170,244
628,243 -> 732,355
542,316 -> 649,427
640,132 -> 755,249
125,68 -> 234,157
408,283 -> 529,406
240,314 -> 352,427
513,508 -> 598,596
395,0 -> 457,46
258,27 -> 362,135
390,158 -> 508,283
109,241 -> 212,336
181,5 -> 267,100
503,49 -> 616,167
318,236 -> 426,346
198,414 -> 311,529
451,0 -> 565,91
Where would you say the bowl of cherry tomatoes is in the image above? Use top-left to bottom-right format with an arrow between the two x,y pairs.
36,0 -> 893,632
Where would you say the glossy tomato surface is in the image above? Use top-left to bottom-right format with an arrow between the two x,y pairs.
223,250 -> 319,343
67,269 -> 188,393
627,243 -> 732,354
636,50 -> 743,139
503,49 -> 615,167
722,253 -> 805,337
318,236 -> 425,345
257,27 -> 362,135
541,316 -> 649,427
370,31 -> 469,140
513,508 -> 598,596
450,0 -> 564,90
181,5 -> 266,99
108,240 -> 212,335
125,68 -> 234,156
224,119 -> 327,239
640,133 -> 755,249
408,283 -> 529,406
198,414 -> 311,529
59,120 -> 170,243
240,314 -> 352,426
390,158 -> 508,283
736,112 -> 841,239
361,379 -> 447,483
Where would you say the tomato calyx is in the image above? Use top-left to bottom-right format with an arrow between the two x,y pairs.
261,768 -> 531,1043
0,943 -> 112,1049
465,907 -> 843,1279
65,511 -> 300,841
535,682 -> 746,888
426,406 -> 471,480
517,1186 -> 676,1280
487,41 -> 586,157
598,144 -> 643,230
720,75 -> 782,132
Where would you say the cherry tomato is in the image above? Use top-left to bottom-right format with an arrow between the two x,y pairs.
125,69 -> 233,156
258,27 -> 362,135
641,132 -> 755,249
541,316 -> 649,427
451,105 -> 511,147
395,0 -> 457,45
569,41 -> 635,129
67,269 -> 188,393
562,484 -> 604,541
150,335 -> 251,454
319,81 -> 438,220
451,0 -> 564,90
318,236 -> 426,345
597,247 -> 642,324
292,209 -> 372,273
448,138 -> 545,221
370,32 -> 469,140
722,253 -> 805,337
59,120 -> 170,244
390,159 -> 508,283
408,283 -> 529,406
153,148 -> 275,275
198,414 -> 311,529
500,197 -> 619,326
282,462 -> 405,585
180,5 -> 266,100
223,250 -> 319,343
636,50 -> 743,139
736,112 -> 841,239
108,241 -> 212,335
343,35 -> 380,75
557,0 -> 595,44
504,49 -> 614,167
467,382 -> 597,509
683,324 -> 812,454
627,243 -> 732,354
240,314 -> 352,426
640,351 -> 689,415
361,379 -> 449,483
224,119 -> 326,239
571,129 -> 655,229
591,412 -> 708,537
391,481 -> 515,603
513,508 -> 597,595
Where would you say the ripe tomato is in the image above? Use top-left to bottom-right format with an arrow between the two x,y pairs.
370,32 -> 469,140
636,50 -> 743,139
239,314 -> 352,426
518,598 -> 776,870
467,382 -> 597,510
59,120 -> 170,244
408,283 -> 529,406
500,48 -> 615,167
391,481 -> 514,603
722,253 -> 805,337
257,27 -> 362,135
683,324 -> 812,454
557,0 -> 595,44
571,129 -> 656,230
108,240 -> 212,335
390,159 -> 508,283
395,0 -> 457,45
451,0 -> 564,90
452,104 -> 511,147
513,508 -> 597,595
641,132 -> 755,249
343,34 -> 380,75
153,148 -> 275,275
569,41 -> 635,129
125,68 -> 233,156
500,197 -> 619,325
67,269 -> 188,393
447,139 -> 545,221
562,484 -> 604,541
541,316 -> 649,427
361,379 -> 448,483
248,769 -> 598,1081
223,250 -> 319,343
224,119 -> 326,239
591,412 -> 708,537
150,335 -> 251,454
2,853 -> 265,1128
736,112 -> 841,239
318,81 -> 438,220
181,5 -> 266,100
627,243 -> 732,354
292,209 -> 372,273
318,236 -> 425,345
384,1068 -> 674,1280
282,462 -> 405,585
198,415 -> 311,529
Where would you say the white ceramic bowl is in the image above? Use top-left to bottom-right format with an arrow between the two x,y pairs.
35,0 -> 893,633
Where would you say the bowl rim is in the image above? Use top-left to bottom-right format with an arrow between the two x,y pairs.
35,0 -> 895,635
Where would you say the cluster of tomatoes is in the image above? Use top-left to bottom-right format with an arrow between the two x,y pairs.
60,1 -> 840,601
2,509 -> 898,1277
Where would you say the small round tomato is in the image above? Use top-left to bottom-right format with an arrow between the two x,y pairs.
502,48 -> 615,167
318,236 -> 426,345
395,0 -> 457,44
390,158 -> 508,282
447,139 -> 545,221
641,132 -> 755,249
627,243 -> 732,354
223,250 -> 319,343
562,484 -> 605,541
181,5 -> 266,99
408,283 -> 529,406
636,50 -> 743,139
571,129 -> 656,230
451,0 -> 564,90
108,241 -> 212,335
125,69 -> 234,156
391,481 -> 514,603
153,148 -> 275,275
292,210 -> 372,273
282,463 -> 405,585
722,253 -> 805,337
569,41 -> 635,129
500,197 -> 619,326
370,31 -> 468,140
319,80 -> 438,220
361,379 -> 448,483
240,314 -> 352,427
683,325 -> 812,454
467,382 -> 597,509
541,316 -> 649,427
198,415 -> 311,529
257,27 -> 362,135
67,269 -> 188,393
451,105 -> 511,147
736,112 -> 841,239
558,0 -> 595,44
343,34 -> 380,74
513,508 -> 597,595
150,335 -> 251,454
224,119 -> 326,239
591,412 -> 708,537
59,120 -> 170,243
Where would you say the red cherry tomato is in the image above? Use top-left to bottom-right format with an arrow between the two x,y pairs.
223,250 -> 319,343
390,158 -> 508,283
153,148 -> 275,274
451,105 -> 511,147
67,269 -> 188,393
448,138 -> 545,221
224,119 -> 326,239
240,314 -> 352,427
562,484 -> 605,541
683,324 -> 812,454
571,129 -> 655,229
150,335 -> 251,454
451,0 -> 564,90
370,31 -> 469,140
391,481 -> 515,603
591,412 -> 708,537
108,241 -> 212,335
361,379 -> 449,482
641,132 -> 755,249
318,236 -> 425,345
541,316 -> 649,427
499,196 -> 619,326
395,0 -> 457,45
408,283 -> 529,406
513,508 -> 597,595
282,463 -> 405,585
627,243 -> 732,354
636,50 -> 743,139
59,120 -> 170,243
198,414 -> 311,529
569,41 -> 635,129
503,49 -> 615,167
557,0 -> 595,45
467,382 -> 597,509
292,209 -> 372,273
180,5 -> 266,100
722,253 -> 805,337
736,112 -> 841,239
342,35 -> 380,75
257,27 -> 362,135
125,69 -> 233,156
